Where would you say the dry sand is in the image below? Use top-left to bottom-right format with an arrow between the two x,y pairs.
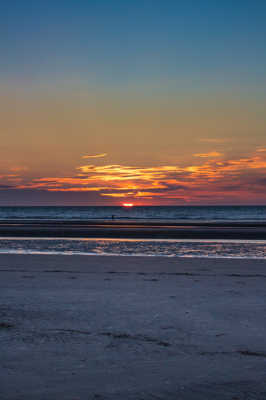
1,254 -> 266,399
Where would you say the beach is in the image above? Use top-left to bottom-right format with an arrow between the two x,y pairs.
1,254 -> 266,399
1,220 -> 266,239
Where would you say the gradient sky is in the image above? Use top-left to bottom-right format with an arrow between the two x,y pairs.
1,0 -> 266,205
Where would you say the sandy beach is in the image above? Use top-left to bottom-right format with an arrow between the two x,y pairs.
1,220 -> 266,239
1,254 -> 266,399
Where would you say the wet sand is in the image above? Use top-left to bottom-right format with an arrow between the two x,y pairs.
1,220 -> 266,239
1,254 -> 266,399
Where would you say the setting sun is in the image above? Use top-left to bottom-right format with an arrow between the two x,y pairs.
122,203 -> 134,207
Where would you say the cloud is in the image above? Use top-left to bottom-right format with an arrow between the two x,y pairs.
12,150 -> 266,204
193,151 -> 223,158
82,153 -> 107,159
0,184 -> 13,189
9,166 -> 29,172
0,171 -> 24,188
101,193 -> 130,198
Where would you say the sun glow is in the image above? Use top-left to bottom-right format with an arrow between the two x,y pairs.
122,203 -> 134,207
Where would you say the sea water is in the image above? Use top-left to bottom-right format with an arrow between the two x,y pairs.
1,206 -> 266,258
0,205 -> 266,222
0,237 -> 266,259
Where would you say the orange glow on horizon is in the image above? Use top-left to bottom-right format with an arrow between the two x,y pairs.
122,203 -> 134,207
4,148 -> 266,205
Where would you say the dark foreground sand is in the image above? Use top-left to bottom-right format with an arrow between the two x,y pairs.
2,220 -> 266,239
1,254 -> 266,399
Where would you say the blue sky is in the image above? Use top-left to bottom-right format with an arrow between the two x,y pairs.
1,0 -> 266,205
1,0 -> 266,87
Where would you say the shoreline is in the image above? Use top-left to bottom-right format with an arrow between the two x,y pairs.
1,249 -> 266,260
1,254 -> 266,399
1,236 -> 266,260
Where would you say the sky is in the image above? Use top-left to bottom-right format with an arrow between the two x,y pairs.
1,0 -> 266,205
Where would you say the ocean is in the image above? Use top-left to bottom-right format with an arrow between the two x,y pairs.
1,206 -> 266,258
1,205 -> 266,222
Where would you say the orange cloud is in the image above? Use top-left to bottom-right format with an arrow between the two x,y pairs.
6,149 -> 266,204
101,193 -> 131,198
82,153 -> 107,159
9,166 -> 29,172
194,151 -> 223,158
